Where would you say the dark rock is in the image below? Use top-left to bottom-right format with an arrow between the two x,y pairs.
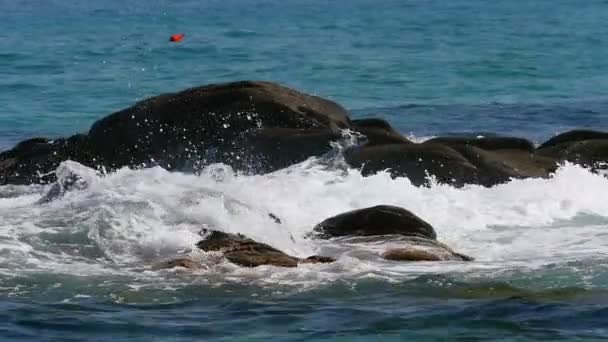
538,129 -> 608,149
345,143 -> 479,186
87,81 -> 351,170
427,135 -> 535,152
537,139 -> 608,170
0,135 -> 96,185
351,118 -> 412,146
450,146 -> 558,186
232,127 -> 342,173
380,236 -> 474,261
154,257 -> 202,270
301,255 -> 337,264
312,205 -> 437,240
196,230 -> 334,268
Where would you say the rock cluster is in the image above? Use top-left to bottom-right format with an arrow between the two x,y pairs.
2,80 -> 607,186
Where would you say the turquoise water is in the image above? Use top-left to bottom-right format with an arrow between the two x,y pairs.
2,0 -> 608,340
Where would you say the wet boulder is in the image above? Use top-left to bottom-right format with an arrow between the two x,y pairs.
345,143 -> 479,186
312,205 -> 437,240
538,129 -> 608,149
537,139 -> 608,170
450,146 -> 558,186
0,135 -> 95,185
196,230 -> 335,268
351,118 -> 412,146
87,80 -> 352,170
232,127 -> 342,173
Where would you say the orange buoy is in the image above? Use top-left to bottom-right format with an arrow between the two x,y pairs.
169,33 -> 185,42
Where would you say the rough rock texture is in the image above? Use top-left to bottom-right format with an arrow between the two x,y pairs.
196,230 -> 335,268
312,205 -> 437,240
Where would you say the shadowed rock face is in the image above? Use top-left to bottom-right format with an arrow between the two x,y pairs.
312,205 -> 437,240
232,127 -> 342,173
195,230 -> 335,268
345,143 -> 480,187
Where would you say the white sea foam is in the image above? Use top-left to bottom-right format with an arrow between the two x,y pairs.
0,156 -> 606,288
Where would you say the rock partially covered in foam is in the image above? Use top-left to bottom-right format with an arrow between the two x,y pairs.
538,129 -> 608,149
194,230 -> 335,268
37,161 -> 100,204
537,130 -> 608,171
313,205 -> 437,240
0,135 -> 95,185
87,80 -> 351,171
380,237 -> 474,262
1,81 -> 351,184
345,143 -> 480,187
312,205 -> 473,262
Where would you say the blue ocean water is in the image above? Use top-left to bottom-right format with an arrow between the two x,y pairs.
2,0 -> 608,340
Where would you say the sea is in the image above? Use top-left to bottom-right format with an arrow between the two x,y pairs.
1,0 -> 608,340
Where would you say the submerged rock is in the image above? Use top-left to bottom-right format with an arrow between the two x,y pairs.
312,205 -> 437,240
3,79 -> 606,188
195,230 -> 335,268
381,237 -> 473,262
351,118 -> 412,146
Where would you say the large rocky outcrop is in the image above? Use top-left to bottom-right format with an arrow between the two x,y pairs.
1,81 -> 351,184
2,81 -> 607,188
87,81 -> 351,170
